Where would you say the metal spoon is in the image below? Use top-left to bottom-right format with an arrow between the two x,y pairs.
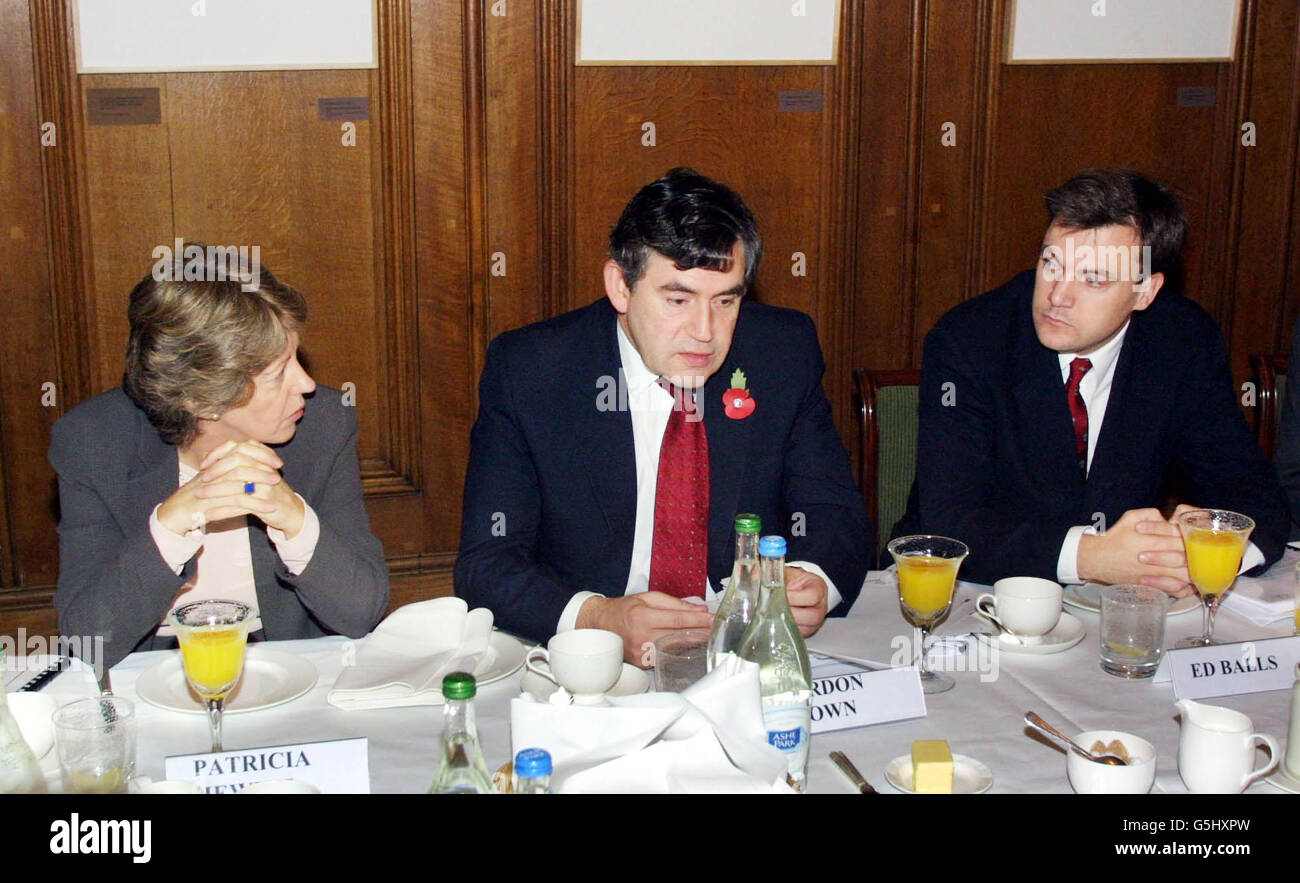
1024,711 -> 1127,766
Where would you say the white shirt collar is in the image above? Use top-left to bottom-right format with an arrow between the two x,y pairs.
615,318 -> 663,393
1057,318 -> 1129,379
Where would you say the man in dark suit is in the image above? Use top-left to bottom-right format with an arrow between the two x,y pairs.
896,169 -> 1288,592
456,168 -> 872,662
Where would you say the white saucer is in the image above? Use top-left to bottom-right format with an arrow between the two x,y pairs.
1264,764 -> 1300,794
1065,582 -> 1200,616
520,662 -> 650,702
885,753 -> 993,794
471,632 -> 529,688
136,646 -> 318,714
973,611 -> 1086,654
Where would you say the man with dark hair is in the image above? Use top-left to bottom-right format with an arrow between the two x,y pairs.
456,168 -> 872,662
895,168 -> 1288,591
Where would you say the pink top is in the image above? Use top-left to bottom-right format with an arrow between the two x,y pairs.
149,454 -> 320,635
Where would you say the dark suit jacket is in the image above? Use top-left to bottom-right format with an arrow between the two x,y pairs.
49,386 -> 390,666
454,298 -> 872,642
895,270 -> 1289,585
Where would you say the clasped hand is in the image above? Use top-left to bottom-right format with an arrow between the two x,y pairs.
579,565 -> 830,666
156,440 -> 305,539
1077,506 -> 1196,597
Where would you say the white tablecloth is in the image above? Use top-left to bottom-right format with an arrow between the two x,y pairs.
22,556 -> 1299,794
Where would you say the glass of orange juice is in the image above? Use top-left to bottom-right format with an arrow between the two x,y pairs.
1175,510 -> 1253,648
169,600 -> 257,752
887,535 -> 969,694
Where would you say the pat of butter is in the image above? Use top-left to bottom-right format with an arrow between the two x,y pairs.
911,740 -> 953,793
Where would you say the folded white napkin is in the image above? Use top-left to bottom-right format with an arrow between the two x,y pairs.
327,598 -> 494,710
510,653 -> 792,793
1222,566 -> 1295,626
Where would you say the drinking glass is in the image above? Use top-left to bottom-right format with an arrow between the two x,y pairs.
1175,510 -> 1253,648
53,696 -> 136,793
652,630 -> 711,692
887,535 -> 969,694
1098,585 -> 1168,678
169,600 -> 257,752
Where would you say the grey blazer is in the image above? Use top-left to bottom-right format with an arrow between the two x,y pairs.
49,386 -> 390,667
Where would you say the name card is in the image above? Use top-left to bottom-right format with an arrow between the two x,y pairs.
809,666 -> 925,734
1157,636 -> 1300,700
164,737 -> 370,793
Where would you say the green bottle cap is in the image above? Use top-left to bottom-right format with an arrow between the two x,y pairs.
734,514 -> 762,534
442,671 -> 477,700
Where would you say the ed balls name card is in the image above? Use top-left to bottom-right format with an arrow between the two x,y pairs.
1156,636 -> 1300,700
165,737 -> 370,793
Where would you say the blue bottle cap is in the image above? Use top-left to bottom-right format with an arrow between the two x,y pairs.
759,535 -> 787,557
514,748 -> 552,777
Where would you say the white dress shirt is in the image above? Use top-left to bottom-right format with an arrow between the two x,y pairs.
556,322 -> 841,630
1054,322 -> 1262,582
149,453 -> 320,634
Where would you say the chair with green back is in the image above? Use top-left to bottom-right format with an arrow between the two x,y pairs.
853,368 -> 921,564
1249,354 -> 1288,460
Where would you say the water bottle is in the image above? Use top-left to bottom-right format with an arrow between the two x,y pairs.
513,747 -> 552,794
427,672 -> 494,794
738,535 -> 813,792
707,514 -> 761,670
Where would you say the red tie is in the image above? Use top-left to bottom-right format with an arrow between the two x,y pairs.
648,382 -> 709,599
1066,357 -> 1092,472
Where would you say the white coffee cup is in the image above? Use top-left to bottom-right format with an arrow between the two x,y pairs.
1176,699 -> 1279,793
974,577 -> 1063,643
1067,729 -> 1157,794
525,629 -> 623,705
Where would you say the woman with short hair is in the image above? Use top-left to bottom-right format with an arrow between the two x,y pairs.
50,251 -> 389,667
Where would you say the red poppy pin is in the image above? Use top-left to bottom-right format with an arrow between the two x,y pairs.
723,369 -> 756,420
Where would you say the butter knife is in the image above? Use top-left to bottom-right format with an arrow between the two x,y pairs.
830,751 -> 878,794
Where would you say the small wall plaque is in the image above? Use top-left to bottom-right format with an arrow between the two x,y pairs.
1177,86 -> 1218,108
779,90 -> 824,113
86,88 -> 161,126
318,98 -> 371,121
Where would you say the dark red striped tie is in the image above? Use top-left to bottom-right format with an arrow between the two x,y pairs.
648,381 -> 709,599
1066,357 -> 1092,472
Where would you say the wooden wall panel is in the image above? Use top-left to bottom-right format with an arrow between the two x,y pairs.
1222,0 -> 1300,379
852,0 -> 922,375
5,0 -> 1300,642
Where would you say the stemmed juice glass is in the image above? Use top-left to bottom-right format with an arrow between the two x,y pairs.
1175,510 -> 1253,648
887,535 -> 969,694
169,600 -> 257,752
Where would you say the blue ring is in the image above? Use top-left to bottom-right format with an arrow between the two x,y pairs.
243,482 -> 255,495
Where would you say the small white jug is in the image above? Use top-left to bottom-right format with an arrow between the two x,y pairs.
1175,698 -> 1279,793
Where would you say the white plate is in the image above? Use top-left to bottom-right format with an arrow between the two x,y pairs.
474,632 -> 528,688
136,646 -> 318,714
973,611 -> 1086,655
520,662 -> 650,702
885,753 -> 993,794
1064,582 -> 1200,616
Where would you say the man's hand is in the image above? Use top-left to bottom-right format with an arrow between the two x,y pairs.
577,592 -> 714,666
1077,507 -> 1193,597
785,566 -> 829,636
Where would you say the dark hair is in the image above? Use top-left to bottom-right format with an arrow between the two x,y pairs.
609,167 -> 762,290
1044,168 -> 1186,279
123,247 -> 307,448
